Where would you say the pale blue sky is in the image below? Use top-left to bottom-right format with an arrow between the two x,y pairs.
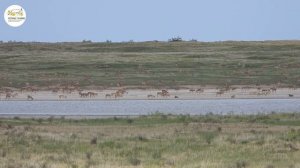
1,0 -> 300,42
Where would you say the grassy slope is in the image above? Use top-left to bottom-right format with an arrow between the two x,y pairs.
0,113 -> 300,168
0,41 -> 300,88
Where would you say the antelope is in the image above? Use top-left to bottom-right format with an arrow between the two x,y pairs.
79,92 -> 89,98
116,89 -> 127,95
147,95 -> 155,99
52,88 -> 60,93
87,92 -> 98,97
270,87 -> 277,92
162,90 -> 169,94
157,91 -> 170,97
5,93 -> 11,99
216,91 -> 224,96
27,95 -> 34,101
189,89 -> 195,92
114,92 -> 123,99
261,89 -> 271,95
59,95 -> 67,99
157,92 -> 163,97
105,94 -> 111,98
196,88 -> 204,94
10,93 -> 18,98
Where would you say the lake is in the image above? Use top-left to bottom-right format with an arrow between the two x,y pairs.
0,99 -> 300,117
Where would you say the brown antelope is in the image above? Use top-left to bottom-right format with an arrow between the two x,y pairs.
261,89 -> 271,95
105,94 -> 111,98
216,91 -> 224,96
231,87 -> 237,91
189,89 -> 195,92
157,92 -> 163,97
79,92 -> 89,98
270,87 -> 277,92
114,92 -> 123,99
87,92 -> 98,97
147,95 -> 155,99
59,95 -> 67,99
5,93 -> 11,99
10,93 -> 18,98
157,91 -> 170,98
116,89 -> 127,95
196,88 -> 204,94
161,89 -> 168,93
27,95 -> 34,101
162,93 -> 170,97
52,88 -> 60,93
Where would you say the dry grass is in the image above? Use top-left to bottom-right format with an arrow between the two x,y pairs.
0,113 -> 300,167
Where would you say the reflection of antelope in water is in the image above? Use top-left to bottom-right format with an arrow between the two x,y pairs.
27,95 -> 34,101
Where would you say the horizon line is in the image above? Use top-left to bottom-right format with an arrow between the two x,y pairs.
1,39 -> 300,44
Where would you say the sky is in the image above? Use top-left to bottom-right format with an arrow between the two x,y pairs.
0,0 -> 300,42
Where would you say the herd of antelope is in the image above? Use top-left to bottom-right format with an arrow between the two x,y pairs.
0,85 -> 298,101
0,88 -> 35,101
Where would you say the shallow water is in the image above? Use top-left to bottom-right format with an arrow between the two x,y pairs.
0,99 -> 300,116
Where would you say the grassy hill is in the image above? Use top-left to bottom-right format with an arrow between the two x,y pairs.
0,41 -> 300,89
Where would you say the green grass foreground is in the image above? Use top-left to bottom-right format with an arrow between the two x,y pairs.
0,113 -> 300,168
1,41 -> 300,88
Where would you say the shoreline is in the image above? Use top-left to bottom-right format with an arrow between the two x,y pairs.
0,87 -> 299,101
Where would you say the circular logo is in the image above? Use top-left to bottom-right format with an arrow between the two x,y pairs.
4,5 -> 26,27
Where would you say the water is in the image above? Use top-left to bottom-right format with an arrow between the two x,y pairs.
0,99 -> 300,116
